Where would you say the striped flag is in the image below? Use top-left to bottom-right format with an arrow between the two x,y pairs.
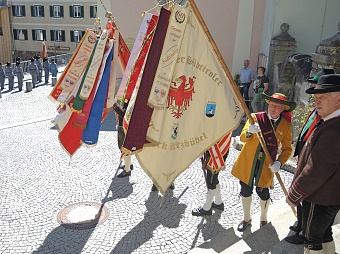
207,132 -> 232,172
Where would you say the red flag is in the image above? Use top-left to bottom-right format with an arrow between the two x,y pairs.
118,33 -> 130,72
42,41 -> 47,58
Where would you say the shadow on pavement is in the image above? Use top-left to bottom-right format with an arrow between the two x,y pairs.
32,226 -> 95,254
109,190 -> 187,254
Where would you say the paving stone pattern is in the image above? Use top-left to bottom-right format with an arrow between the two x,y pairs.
0,71 -> 294,253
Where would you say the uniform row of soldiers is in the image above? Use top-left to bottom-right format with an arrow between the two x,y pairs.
0,55 -> 58,93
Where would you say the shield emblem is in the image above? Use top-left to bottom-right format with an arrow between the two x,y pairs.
206,102 -> 216,117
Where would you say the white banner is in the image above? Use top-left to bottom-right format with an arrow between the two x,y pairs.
147,4 -> 189,108
137,4 -> 244,194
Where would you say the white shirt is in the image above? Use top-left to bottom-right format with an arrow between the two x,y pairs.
323,109 -> 340,121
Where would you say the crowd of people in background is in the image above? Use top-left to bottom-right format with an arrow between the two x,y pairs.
0,54 -> 58,96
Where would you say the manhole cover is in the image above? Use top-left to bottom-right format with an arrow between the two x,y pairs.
57,201 -> 110,230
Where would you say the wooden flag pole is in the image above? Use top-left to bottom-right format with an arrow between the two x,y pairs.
188,0 -> 296,217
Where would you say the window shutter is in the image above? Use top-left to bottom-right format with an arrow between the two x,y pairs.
43,30 -> 47,41
69,6 -> 73,18
12,6 -> 15,16
90,6 -> 93,18
70,31 -> 74,42
31,5 -> 35,17
32,30 -> 36,40
23,30 -> 28,40
81,6 -> 84,18
50,30 -> 55,41
22,6 -> 26,17
50,6 -> 53,17
13,29 -> 18,40
62,31 -> 66,42
41,6 -> 45,17
60,6 -> 64,18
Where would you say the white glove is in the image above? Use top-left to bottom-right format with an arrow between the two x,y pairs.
248,123 -> 261,134
269,161 -> 281,173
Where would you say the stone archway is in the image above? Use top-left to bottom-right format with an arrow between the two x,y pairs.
278,53 -> 312,104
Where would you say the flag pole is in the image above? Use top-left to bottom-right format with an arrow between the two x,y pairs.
188,0 -> 296,217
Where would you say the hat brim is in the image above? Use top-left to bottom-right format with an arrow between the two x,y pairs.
306,85 -> 340,94
306,76 -> 318,84
262,93 -> 296,112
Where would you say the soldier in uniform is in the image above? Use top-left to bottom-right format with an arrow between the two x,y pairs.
15,61 -> 24,92
286,74 -> 340,254
5,62 -> 14,91
43,57 -> 50,84
232,93 -> 295,232
0,62 -> 5,90
28,58 -> 39,88
49,59 -> 58,86
35,55 -> 43,83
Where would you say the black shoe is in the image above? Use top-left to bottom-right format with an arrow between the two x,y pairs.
284,234 -> 304,245
169,183 -> 175,190
211,202 -> 224,211
237,219 -> 252,232
151,184 -> 158,191
119,164 -> 134,170
192,207 -> 212,216
289,225 -> 301,233
117,170 -> 131,178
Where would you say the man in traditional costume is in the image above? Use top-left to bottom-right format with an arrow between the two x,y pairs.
113,102 -> 134,178
232,93 -> 295,232
191,150 -> 229,216
285,68 -> 335,245
286,74 -> 340,254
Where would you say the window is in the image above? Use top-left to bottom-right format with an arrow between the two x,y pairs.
12,5 -> 26,17
50,30 -> 65,42
90,5 -> 97,18
50,5 -> 64,18
0,27 -> 3,36
70,30 -> 83,43
70,5 -> 84,18
13,29 -> 28,40
32,29 -> 46,41
31,5 -> 44,17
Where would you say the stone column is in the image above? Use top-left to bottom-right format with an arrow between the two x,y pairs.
267,23 -> 297,95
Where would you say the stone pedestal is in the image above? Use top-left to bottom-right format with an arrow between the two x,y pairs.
267,23 -> 297,95
311,20 -> 340,73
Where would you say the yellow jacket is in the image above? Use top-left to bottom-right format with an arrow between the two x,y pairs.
232,114 -> 292,188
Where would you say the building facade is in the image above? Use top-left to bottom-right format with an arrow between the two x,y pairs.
97,0 -> 339,78
0,0 -> 97,63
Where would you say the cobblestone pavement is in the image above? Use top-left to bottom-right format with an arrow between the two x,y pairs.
0,72 -> 294,254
